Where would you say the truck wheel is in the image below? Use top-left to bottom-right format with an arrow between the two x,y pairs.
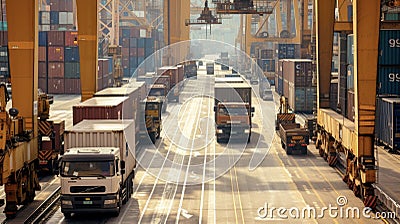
301,148 -> 307,155
63,212 -> 72,219
286,148 -> 292,155
156,127 -> 161,139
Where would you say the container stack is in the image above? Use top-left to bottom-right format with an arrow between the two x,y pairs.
275,59 -> 315,113
119,27 -> 155,78
40,0 -> 75,31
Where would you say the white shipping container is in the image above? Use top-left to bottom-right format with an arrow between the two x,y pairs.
40,11 -> 50,25
64,120 -> 136,172
140,29 -> 147,38
39,25 -> 50,31
59,12 -> 68,25
67,12 -> 74,25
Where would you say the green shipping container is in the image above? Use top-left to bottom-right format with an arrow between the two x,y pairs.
64,62 -> 80,78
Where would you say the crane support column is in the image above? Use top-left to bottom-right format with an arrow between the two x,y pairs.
315,0 -> 334,110
76,0 -> 99,102
353,0 -> 380,207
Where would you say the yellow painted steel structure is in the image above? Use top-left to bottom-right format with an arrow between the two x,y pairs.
315,0 -> 380,207
76,0 -> 99,102
162,0 -> 190,66
2,0 -> 42,217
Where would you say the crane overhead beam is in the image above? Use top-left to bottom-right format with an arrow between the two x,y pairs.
215,0 -> 275,14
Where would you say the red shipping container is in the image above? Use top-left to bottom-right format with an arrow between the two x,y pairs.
39,46 -> 47,62
102,59 -> 109,78
103,77 -> 110,88
177,64 -> 184,83
283,79 -> 290,99
130,27 -> 140,38
59,0 -> 73,12
72,96 -> 128,125
130,48 -> 138,57
48,46 -> 64,62
48,62 -> 64,78
347,90 -> 355,121
122,48 -> 129,57
39,77 -> 47,93
39,62 -> 47,78
49,0 -> 60,11
0,31 -> 7,46
137,48 -> 145,57
65,31 -> 78,46
121,38 -> 130,48
98,59 -> 109,78
47,31 -> 65,46
48,78 -> 65,94
64,78 -> 81,94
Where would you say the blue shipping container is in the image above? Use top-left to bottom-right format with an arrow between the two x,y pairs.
347,34 -> 354,65
121,29 -> 130,38
347,64 -> 354,90
347,5 -> 353,21
123,68 -> 130,77
64,47 -> 80,62
129,38 -> 137,48
50,11 -> 59,25
0,47 -> 8,63
130,57 -> 138,68
377,66 -> 400,96
376,97 -> 400,151
138,39 -> 145,48
379,30 -> 400,65
39,32 -> 47,46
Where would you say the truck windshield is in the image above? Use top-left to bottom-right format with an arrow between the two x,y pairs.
218,106 -> 248,116
61,161 -> 115,177
149,88 -> 165,96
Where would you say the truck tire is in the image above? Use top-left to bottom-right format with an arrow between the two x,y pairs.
150,132 -> 156,144
156,127 -> 161,139
63,212 -> 71,219
286,148 -> 292,155
301,148 -> 307,155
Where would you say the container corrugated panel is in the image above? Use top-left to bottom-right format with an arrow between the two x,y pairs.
330,80 -> 338,110
0,47 -> 7,62
64,31 -> 78,46
0,31 -> 8,46
39,25 -> 50,32
64,46 -> 79,62
38,62 -> 47,78
64,78 -> 81,94
48,78 -> 65,94
38,46 -> 47,62
130,48 -> 138,57
138,48 -> 145,57
305,87 -> 316,113
377,66 -> 400,96
64,120 -> 136,170
39,77 -> 47,93
72,97 -> 128,125
347,90 -> 355,121
278,77 -> 283,95
347,64 -> 354,90
48,62 -> 64,78
48,31 -> 65,46
97,76 -> 103,91
39,31 -> 47,46
376,97 -> 400,151
39,11 -> 50,25
145,38 -> 154,49
130,38 -> 137,48
138,38 -> 145,48
347,5 -> 353,21
384,13 -> 399,21
59,0 -> 73,11
379,30 -> 400,65
64,62 -> 80,78
130,57 -> 138,69
50,0 -> 60,11
121,28 -> 130,38
101,59 -> 110,78
0,62 -> 8,77
50,11 -> 59,25
347,34 -> 354,65
48,46 -> 64,62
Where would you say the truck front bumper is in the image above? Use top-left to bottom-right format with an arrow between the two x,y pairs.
60,194 -> 119,214
216,124 -> 250,140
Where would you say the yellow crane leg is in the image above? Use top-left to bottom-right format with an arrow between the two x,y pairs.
5,0 -> 41,217
352,0 -> 380,208
76,0 -> 99,102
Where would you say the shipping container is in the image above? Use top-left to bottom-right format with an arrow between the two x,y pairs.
39,25 -> 50,32
39,11 -> 50,25
282,59 -> 313,87
49,0 -> 60,11
0,31 -> 8,46
384,13 -> 399,21
64,31 -> 78,46
347,64 -> 354,90
97,76 -> 103,91
257,59 -> 275,72
377,66 -> 400,96
48,62 -> 64,78
59,0 -> 74,11
131,27 -> 140,38
48,31 -> 65,46
50,11 -> 59,25
259,49 -> 274,59
64,62 -> 80,78
38,61 -> 47,78
129,38 -> 137,48
379,30 -> 400,65
347,34 -> 354,65
330,79 -> 338,111
288,85 -> 315,113
48,46 -> 64,62
277,44 -> 300,59
64,78 -> 81,94
121,38 -> 130,48
39,77 -> 47,93
38,46 -> 47,62
48,78 -> 65,94
72,96 -> 128,125
0,62 -> 8,77
64,46 -> 79,62
347,90 -> 355,121
0,46 -> 7,62
39,31 -> 47,46
375,97 -> 400,152
138,48 -> 145,57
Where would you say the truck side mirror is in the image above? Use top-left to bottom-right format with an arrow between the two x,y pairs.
251,107 -> 255,113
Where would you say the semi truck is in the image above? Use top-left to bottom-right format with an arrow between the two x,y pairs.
206,63 -> 214,74
214,82 -> 254,142
148,84 -> 168,112
183,61 -> 198,79
138,97 -> 163,144
60,120 -> 136,218
279,123 -> 309,155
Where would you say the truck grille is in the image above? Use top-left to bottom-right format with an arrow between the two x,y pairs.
70,186 -> 106,193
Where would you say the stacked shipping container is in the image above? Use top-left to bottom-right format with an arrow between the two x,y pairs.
39,0 -> 75,31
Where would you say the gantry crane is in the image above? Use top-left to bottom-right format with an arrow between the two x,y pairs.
185,0 -> 223,38
315,0 -> 380,208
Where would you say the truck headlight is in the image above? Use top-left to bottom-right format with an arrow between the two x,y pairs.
104,199 -> 117,205
244,129 -> 250,134
217,129 -> 223,134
